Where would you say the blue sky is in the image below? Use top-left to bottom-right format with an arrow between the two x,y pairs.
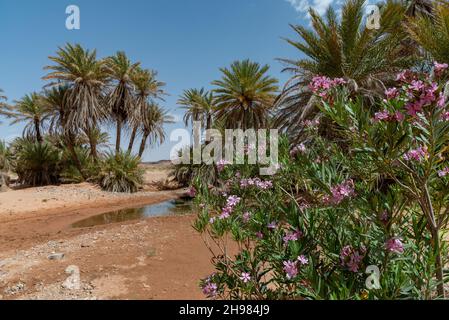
0,0 -> 337,161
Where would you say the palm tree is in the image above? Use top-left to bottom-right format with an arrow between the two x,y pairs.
43,85 -> 85,177
138,103 -> 174,158
406,3 -> 449,64
105,51 -> 140,154
43,43 -> 109,159
128,68 -> 165,153
212,59 -> 278,130
275,0 -> 413,141
178,88 -> 215,130
7,93 -> 47,143
0,89 -> 11,123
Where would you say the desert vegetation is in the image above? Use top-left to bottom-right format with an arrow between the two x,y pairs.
0,45 -> 172,191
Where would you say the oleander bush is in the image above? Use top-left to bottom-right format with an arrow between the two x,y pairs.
193,63 -> 449,299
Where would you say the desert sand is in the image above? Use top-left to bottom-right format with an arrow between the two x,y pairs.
0,163 -> 214,300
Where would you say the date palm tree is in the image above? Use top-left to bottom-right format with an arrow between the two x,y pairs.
0,89 -> 10,123
43,85 -> 85,178
406,3 -> 449,64
178,88 -> 215,130
212,59 -> 278,130
128,67 -> 165,153
7,93 -> 47,143
275,0 -> 413,142
138,102 -> 174,158
105,51 -> 140,154
43,43 -> 109,159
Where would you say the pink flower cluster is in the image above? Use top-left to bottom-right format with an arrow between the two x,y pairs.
323,179 -> 355,205
283,229 -> 303,245
441,112 -> 449,121
188,186 -> 197,197
405,81 -> 440,116
403,146 -> 428,162
391,67 -> 447,117
340,245 -> 365,273
373,110 -> 405,123
216,159 -> 231,172
283,255 -> 309,280
309,76 -> 346,101
438,167 -> 449,177
290,143 -> 307,157
385,238 -> 404,254
219,195 -> 241,219
434,61 -> 448,77
240,177 -> 273,190
202,276 -> 218,298
303,118 -> 320,128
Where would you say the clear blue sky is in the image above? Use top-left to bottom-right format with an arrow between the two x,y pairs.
0,0 -> 328,161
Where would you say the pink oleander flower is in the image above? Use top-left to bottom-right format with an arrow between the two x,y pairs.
209,217 -> 216,224
283,229 -> 303,244
216,159 -> 231,172
202,281 -> 218,298
324,179 -> 355,205
396,70 -> 415,83
219,208 -> 231,220
386,238 -> 404,254
403,146 -> 428,162
409,80 -> 425,92
226,195 -> 241,207
256,231 -> 264,239
437,93 -> 446,108
434,61 -> 448,76
309,76 -> 346,101
394,111 -> 405,122
373,110 -> 390,122
240,272 -> 251,283
290,143 -> 307,157
243,211 -> 251,223
442,112 -> 449,121
340,245 -> 364,273
438,167 -> 449,177
385,87 -> 399,99
283,260 -> 298,279
405,100 -> 424,116
297,255 -> 309,265
303,119 -> 320,127
240,177 -> 273,190
267,221 -> 277,230
188,186 -> 197,197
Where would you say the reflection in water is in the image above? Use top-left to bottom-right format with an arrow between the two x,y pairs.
71,199 -> 193,228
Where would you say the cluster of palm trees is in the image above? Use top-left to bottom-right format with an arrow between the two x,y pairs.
0,44 -> 173,182
178,59 -> 279,132
178,0 -> 449,144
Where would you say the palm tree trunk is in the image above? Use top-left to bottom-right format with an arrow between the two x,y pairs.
65,133 -> 87,180
138,132 -> 149,158
127,127 -> 137,153
86,127 -> 98,160
35,119 -> 43,143
116,118 -> 122,154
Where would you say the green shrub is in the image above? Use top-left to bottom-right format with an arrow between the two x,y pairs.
0,140 -> 12,172
14,141 -> 61,186
97,151 -> 144,193
60,146 -> 97,183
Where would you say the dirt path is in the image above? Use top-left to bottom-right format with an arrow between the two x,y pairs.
0,213 -> 214,300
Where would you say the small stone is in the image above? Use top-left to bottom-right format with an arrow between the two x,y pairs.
48,253 -> 65,260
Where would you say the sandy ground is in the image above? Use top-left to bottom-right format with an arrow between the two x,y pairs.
0,163 -> 214,300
